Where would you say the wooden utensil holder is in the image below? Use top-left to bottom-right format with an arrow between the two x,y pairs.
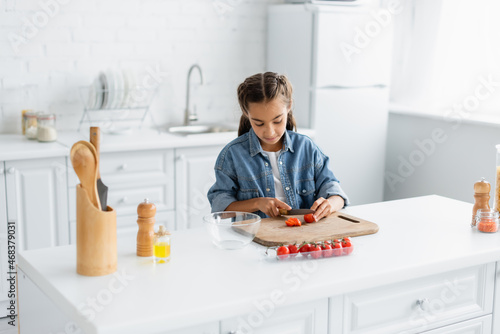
76,184 -> 117,276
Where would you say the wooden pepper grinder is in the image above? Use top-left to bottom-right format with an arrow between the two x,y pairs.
472,178 -> 490,226
137,198 -> 156,257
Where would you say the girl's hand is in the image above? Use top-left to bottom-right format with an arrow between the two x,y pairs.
258,198 -> 291,218
311,195 -> 345,220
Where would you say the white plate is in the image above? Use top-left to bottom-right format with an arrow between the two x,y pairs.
113,69 -> 125,109
87,80 -> 96,110
99,72 -> 108,110
105,69 -> 116,110
122,69 -> 137,108
121,69 -> 130,108
93,76 -> 103,110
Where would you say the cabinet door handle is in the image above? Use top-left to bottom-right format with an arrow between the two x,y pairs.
7,167 -> 15,174
119,197 -> 128,204
119,163 -> 128,171
0,168 -> 3,174
176,155 -> 186,162
416,298 -> 430,311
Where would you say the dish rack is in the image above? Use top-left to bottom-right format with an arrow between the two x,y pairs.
77,86 -> 159,133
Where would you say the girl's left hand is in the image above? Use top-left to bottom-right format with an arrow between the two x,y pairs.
310,196 -> 345,220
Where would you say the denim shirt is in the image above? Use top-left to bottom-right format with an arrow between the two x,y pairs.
207,128 -> 349,218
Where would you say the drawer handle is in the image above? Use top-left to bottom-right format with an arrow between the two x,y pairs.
416,298 -> 430,311
119,197 -> 128,204
119,163 -> 128,171
8,167 -> 15,174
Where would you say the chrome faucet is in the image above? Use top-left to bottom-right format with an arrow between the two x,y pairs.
184,64 -> 203,126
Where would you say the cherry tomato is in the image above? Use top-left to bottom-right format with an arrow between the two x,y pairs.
310,244 -> 322,259
304,213 -> 317,223
288,244 -> 299,257
299,243 -> 311,257
342,238 -> 353,255
332,241 -> 343,256
321,243 -> 333,258
285,217 -> 301,227
277,245 -> 290,260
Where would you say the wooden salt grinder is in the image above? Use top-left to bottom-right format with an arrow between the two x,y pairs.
137,198 -> 156,257
472,178 -> 490,226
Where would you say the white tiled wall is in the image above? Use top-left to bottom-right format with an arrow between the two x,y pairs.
0,0 -> 282,134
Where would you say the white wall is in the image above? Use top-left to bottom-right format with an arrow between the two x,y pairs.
384,111 -> 500,204
0,0 -> 282,134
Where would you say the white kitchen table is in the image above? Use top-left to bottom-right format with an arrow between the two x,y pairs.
17,195 -> 500,334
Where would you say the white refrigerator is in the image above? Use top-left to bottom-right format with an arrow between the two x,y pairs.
267,3 -> 393,205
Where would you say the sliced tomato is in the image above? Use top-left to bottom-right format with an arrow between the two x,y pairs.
285,217 -> 301,227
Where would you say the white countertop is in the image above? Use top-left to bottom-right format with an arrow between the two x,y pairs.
1,127 -> 315,159
18,195 -> 500,334
0,135 -> 68,161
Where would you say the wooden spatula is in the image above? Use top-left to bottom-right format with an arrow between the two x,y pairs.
70,141 -> 101,211
90,127 -> 108,211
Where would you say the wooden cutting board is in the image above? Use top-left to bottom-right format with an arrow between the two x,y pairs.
253,212 -> 379,247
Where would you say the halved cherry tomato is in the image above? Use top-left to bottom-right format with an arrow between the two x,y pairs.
304,213 -> 317,223
277,245 -> 290,260
332,241 -> 343,256
310,244 -> 322,259
342,237 -> 353,255
321,243 -> 333,258
285,217 -> 301,227
288,244 -> 299,257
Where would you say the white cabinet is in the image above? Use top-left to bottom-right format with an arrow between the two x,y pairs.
5,157 -> 69,251
330,263 -> 494,334
0,163 -> 9,316
420,315 -> 492,334
220,298 -> 328,334
163,322 -> 219,334
174,145 -> 223,230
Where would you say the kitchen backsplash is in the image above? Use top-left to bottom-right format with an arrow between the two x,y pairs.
0,0 -> 282,134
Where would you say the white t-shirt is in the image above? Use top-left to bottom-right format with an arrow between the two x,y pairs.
263,150 -> 287,203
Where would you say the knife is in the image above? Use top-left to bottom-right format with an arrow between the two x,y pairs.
279,208 -> 315,215
89,127 -> 108,211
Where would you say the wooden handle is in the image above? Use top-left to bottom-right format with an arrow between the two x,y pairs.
89,127 -> 101,179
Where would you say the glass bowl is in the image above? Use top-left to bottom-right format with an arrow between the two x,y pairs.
203,211 -> 261,250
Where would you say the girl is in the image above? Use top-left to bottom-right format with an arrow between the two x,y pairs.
207,72 -> 349,220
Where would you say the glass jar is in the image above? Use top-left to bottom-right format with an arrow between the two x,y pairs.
22,109 -> 34,135
25,112 -> 38,140
475,209 -> 499,233
36,113 -> 57,142
154,225 -> 171,263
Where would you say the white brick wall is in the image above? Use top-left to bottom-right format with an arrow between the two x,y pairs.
0,0 -> 283,134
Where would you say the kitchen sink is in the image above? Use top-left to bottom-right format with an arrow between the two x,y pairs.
167,124 -> 237,136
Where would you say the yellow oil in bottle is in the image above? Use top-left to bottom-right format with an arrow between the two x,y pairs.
154,242 -> 170,263
154,225 -> 171,264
